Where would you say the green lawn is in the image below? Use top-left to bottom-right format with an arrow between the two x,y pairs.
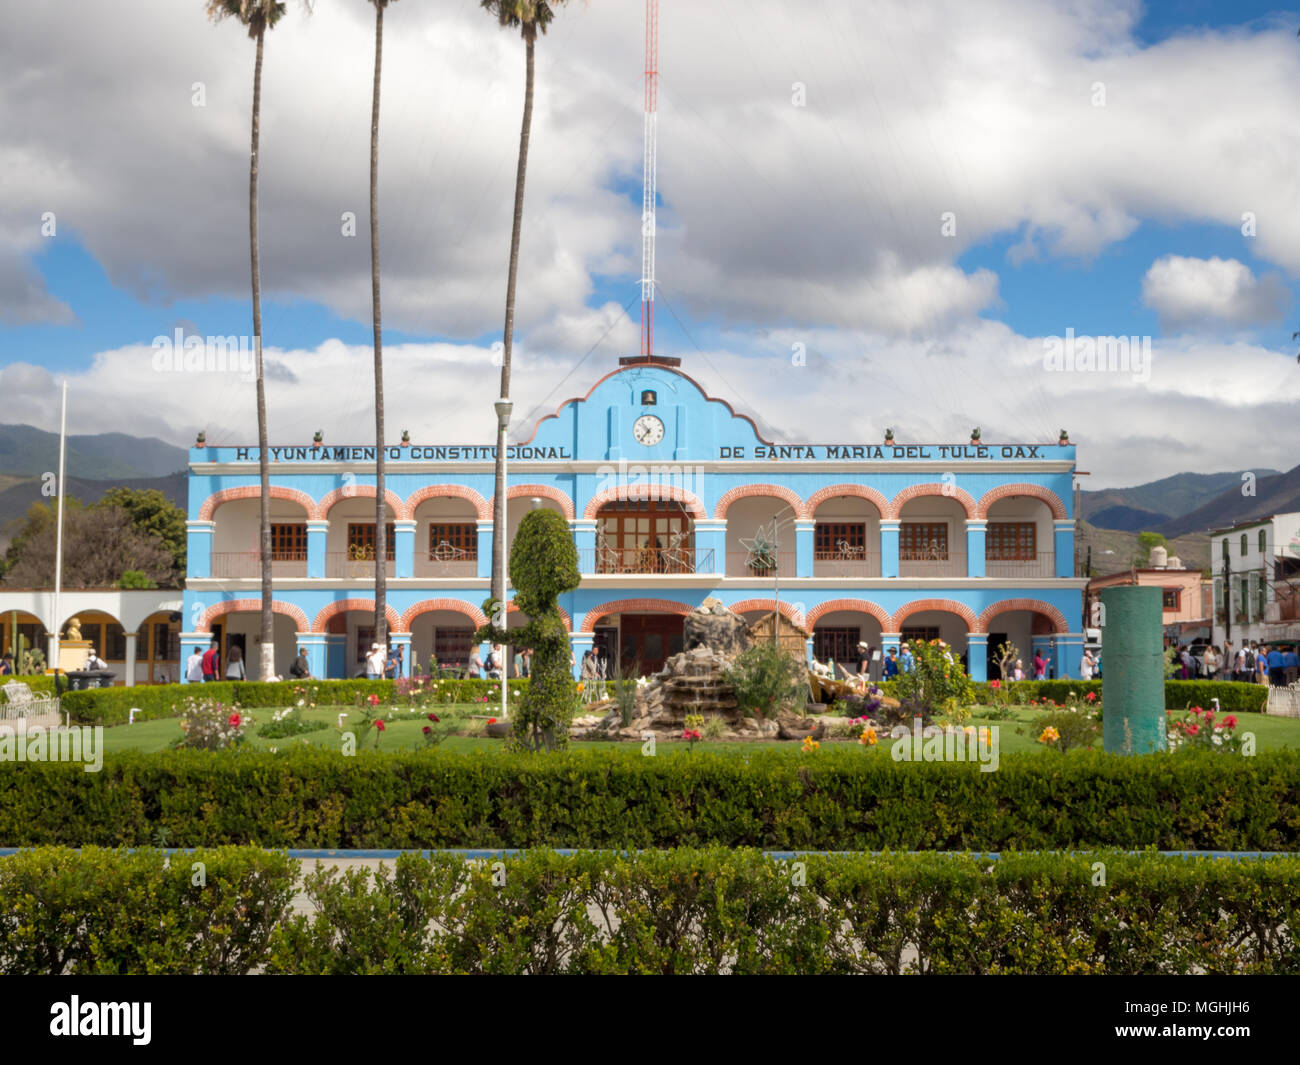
90,701 -> 1300,756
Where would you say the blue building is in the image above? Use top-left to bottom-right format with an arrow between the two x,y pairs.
181,356 -> 1085,681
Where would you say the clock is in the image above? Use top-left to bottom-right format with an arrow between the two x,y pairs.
632,414 -> 664,446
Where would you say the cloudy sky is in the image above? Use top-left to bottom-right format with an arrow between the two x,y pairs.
2,0 -> 1298,487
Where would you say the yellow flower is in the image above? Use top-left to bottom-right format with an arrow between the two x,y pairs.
859,726 -> 878,746
1038,726 -> 1060,744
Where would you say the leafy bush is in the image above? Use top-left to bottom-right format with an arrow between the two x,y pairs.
1167,706 -> 1245,754
5,748 -> 1300,851
725,641 -> 808,719
894,639 -> 975,715
175,697 -> 251,750
257,707 -> 328,739
0,846 -> 296,974
1033,708 -> 1100,753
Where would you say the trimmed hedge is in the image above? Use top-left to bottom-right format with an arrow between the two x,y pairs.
59,677 -> 530,726
3,847 -> 1297,973
269,848 -> 1300,975
3,748 -> 1299,850
869,678 -> 1267,713
0,846 -> 295,974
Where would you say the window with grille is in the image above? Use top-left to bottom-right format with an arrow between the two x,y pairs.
900,523 -> 948,560
901,627 -> 940,644
595,499 -> 692,573
1162,588 -> 1180,610
104,623 -> 127,661
433,628 -> 472,667
1259,529 -> 1267,554
1241,534 -> 1248,556
814,522 -> 867,559
152,622 -> 179,661
986,522 -> 1036,561
347,523 -> 395,561
813,627 -> 860,665
270,523 -> 307,561
429,523 -> 477,560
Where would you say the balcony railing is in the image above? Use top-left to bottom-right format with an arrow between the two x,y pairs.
210,552 -> 307,578
326,552 -> 395,578
413,550 -> 478,578
724,550 -> 797,578
813,549 -> 882,579
899,551 -> 968,578
578,546 -> 711,575
985,552 -> 1057,579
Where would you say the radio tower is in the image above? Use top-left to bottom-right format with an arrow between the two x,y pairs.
640,0 -> 659,357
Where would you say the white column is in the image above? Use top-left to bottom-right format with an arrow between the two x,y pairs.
124,631 -> 137,688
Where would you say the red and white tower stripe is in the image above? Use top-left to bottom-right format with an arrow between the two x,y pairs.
640,0 -> 659,357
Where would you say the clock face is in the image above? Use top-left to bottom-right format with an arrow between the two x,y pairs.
632,414 -> 665,446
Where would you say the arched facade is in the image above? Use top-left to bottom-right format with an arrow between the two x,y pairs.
714,484 -> 807,520
197,598 -> 310,634
583,484 -> 707,521
405,484 -> 490,521
580,598 -> 693,633
312,598 -> 403,634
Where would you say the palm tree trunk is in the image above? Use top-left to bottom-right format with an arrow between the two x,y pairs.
491,32 -> 535,620
251,22 -> 275,682
370,1 -> 387,652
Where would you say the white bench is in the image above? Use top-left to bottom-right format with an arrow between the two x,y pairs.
2,680 -> 62,727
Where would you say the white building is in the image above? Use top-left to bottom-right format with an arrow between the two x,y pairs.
1209,512 -> 1300,648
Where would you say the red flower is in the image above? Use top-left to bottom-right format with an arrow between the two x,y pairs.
1085,692 -> 1097,702
487,717 -> 497,724
228,713 -> 241,728
1189,707 -> 1201,716
422,726 -> 431,735
988,680 -> 1001,689
1222,715 -> 1238,729
375,719 -> 386,732
367,694 -> 380,707
428,713 -> 440,722
1185,723 -> 1199,736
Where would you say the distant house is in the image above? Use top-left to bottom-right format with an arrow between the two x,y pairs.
1085,546 -> 1211,645
1207,512 -> 1300,647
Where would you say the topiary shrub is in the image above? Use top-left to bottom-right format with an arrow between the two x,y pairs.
894,638 -> 974,717
475,509 -> 580,752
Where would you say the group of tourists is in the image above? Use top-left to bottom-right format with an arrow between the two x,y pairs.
1182,641 -> 1300,687
467,644 -> 534,681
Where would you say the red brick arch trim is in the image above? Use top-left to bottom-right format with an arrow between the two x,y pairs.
405,485 -> 491,521
976,483 -> 1068,520
312,598 -> 402,634
196,598 -> 310,634
579,598 -> 693,633
582,484 -> 707,520
892,598 -> 980,633
890,483 -> 977,519
488,484 -> 576,520
713,484 -> 807,520
316,485 -> 409,522
400,599 -> 489,632
804,484 -> 891,520
198,485 -> 317,522
978,599 -> 1070,635
728,598 -> 808,627
804,598 -> 894,632
507,601 -> 572,631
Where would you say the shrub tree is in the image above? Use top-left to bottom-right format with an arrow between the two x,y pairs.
724,641 -> 808,719
475,509 -> 580,751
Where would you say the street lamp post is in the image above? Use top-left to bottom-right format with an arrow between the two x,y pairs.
494,397 -> 513,722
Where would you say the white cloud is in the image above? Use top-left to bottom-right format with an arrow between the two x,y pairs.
1141,255 -> 1289,330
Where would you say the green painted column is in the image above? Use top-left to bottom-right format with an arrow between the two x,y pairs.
1101,585 -> 1166,754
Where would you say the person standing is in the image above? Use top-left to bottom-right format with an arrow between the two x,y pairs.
857,642 -> 871,675
365,643 -> 385,680
1266,644 -> 1285,687
883,648 -> 899,679
900,643 -> 915,675
1284,644 -> 1300,686
1080,649 -> 1095,681
186,647 -> 204,684
1202,645 -> 1218,682
289,647 -> 311,679
468,646 -> 484,680
225,643 -> 247,681
1033,650 -> 1047,681
201,639 -> 221,683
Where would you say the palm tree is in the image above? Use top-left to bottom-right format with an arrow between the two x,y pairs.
368,0 -> 399,656
481,0 -> 570,627
207,0 -> 313,680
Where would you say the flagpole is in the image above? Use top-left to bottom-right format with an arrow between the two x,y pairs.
52,380 -> 68,676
